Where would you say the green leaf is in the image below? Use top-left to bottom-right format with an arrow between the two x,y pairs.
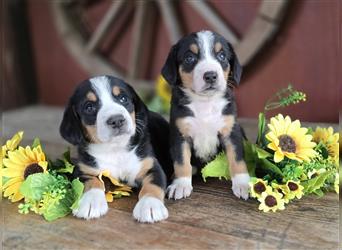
43,194 -> 73,222
31,138 -> 41,148
255,146 -> 272,159
48,149 -> 75,174
301,171 -> 332,194
257,158 -> 283,180
201,152 -> 230,182
312,189 -> 324,197
70,178 -> 84,210
257,112 -> 266,146
20,173 -> 55,201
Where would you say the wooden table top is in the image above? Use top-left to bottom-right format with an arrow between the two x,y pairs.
2,106 -> 339,249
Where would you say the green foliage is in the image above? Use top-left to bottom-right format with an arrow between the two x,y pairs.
201,152 -> 230,181
18,172 -> 84,221
31,138 -> 41,148
301,171 -> 332,194
48,149 -> 75,174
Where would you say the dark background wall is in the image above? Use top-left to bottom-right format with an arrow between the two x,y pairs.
5,0 -> 341,123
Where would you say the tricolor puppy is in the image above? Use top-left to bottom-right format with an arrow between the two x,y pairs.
60,75 -> 172,223
161,30 -> 250,200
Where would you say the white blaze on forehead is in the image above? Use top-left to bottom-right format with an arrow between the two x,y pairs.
196,30 -> 215,60
89,76 -> 135,143
191,30 -> 227,94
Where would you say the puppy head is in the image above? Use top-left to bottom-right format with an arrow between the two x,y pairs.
161,30 -> 242,96
60,76 -> 146,145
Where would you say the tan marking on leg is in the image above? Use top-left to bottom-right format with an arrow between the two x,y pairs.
175,117 -> 191,137
112,86 -> 121,96
78,162 -> 101,176
174,142 -> 192,178
84,176 -> 105,192
190,43 -> 199,54
225,143 -> 248,176
83,124 -> 101,143
139,175 -> 164,201
136,157 -> 154,180
219,115 -> 235,138
179,67 -> 193,89
86,91 -> 97,102
214,42 -> 222,53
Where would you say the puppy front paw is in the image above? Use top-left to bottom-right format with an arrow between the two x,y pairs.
72,188 -> 108,219
231,173 -> 250,200
133,196 -> 168,223
167,177 -> 193,200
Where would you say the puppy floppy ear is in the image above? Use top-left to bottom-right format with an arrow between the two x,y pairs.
161,44 -> 179,86
59,99 -> 84,145
228,44 -> 243,86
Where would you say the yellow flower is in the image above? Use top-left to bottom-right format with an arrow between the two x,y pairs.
271,182 -> 290,204
266,114 -> 317,163
282,180 -> 304,200
2,145 -> 48,202
156,75 -> 171,104
258,188 -> 285,212
334,173 -> 339,194
249,178 -> 271,198
2,131 -> 24,157
312,127 -> 339,164
98,170 -> 132,202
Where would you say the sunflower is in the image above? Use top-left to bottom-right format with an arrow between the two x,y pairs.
312,127 -> 339,164
271,182 -> 290,203
266,114 -> 317,163
2,145 -> 48,202
258,188 -> 285,212
282,180 -> 304,200
98,170 -> 132,202
2,131 -> 24,157
156,75 -> 171,104
249,178 -> 271,198
307,168 -> 326,179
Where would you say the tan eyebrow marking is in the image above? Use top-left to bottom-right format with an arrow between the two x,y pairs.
112,86 -> 121,96
190,43 -> 199,54
86,91 -> 97,102
214,42 -> 223,53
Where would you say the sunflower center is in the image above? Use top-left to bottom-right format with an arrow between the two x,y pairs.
278,135 -> 296,153
102,176 -> 117,192
24,163 -> 44,179
265,195 -> 277,207
254,182 -> 266,194
288,182 -> 299,191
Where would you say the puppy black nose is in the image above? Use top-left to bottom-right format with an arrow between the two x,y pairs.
203,71 -> 218,84
106,115 -> 126,128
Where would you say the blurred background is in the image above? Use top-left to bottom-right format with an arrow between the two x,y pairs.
2,0 -> 341,122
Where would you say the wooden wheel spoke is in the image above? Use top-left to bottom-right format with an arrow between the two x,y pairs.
156,0 -> 182,44
86,0 -> 125,52
128,1 -> 148,79
187,0 -> 239,45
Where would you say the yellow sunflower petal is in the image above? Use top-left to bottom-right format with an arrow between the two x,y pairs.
274,151 -> 284,163
3,176 -> 23,188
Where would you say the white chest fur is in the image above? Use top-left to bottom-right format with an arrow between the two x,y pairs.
88,142 -> 141,187
184,95 -> 228,161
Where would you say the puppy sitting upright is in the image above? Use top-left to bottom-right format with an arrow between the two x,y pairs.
60,75 -> 171,223
162,30 -> 250,200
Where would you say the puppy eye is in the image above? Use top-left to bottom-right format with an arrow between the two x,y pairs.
84,102 -> 96,114
118,94 -> 128,104
217,51 -> 227,61
184,54 -> 196,64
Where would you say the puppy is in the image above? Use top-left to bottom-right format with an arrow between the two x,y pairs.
60,75 -> 172,223
161,30 -> 250,200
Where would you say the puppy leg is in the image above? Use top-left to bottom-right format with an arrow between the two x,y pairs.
221,124 -> 250,200
167,140 -> 193,200
133,158 -> 168,223
72,165 -> 108,219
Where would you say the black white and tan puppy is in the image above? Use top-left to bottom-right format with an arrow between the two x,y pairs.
161,30 -> 250,200
60,75 -> 172,223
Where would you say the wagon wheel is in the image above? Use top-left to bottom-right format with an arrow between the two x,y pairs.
50,0 -> 289,92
